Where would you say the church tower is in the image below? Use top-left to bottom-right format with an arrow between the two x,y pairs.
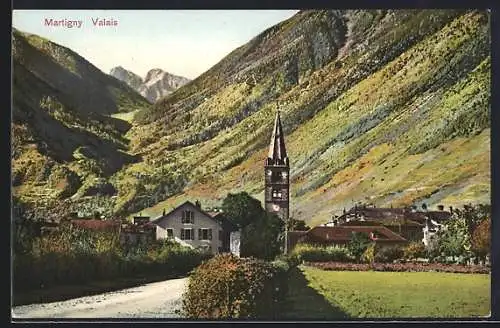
264,110 -> 290,225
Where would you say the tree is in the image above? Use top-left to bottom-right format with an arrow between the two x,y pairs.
470,218 -> 490,264
435,219 -> 469,260
453,204 -> 490,239
347,232 -> 372,262
221,192 -> 264,228
290,218 -> 310,231
221,192 -> 283,260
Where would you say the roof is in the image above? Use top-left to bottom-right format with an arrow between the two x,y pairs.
266,110 -> 288,166
340,207 -> 451,224
71,219 -> 120,231
303,225 -> 407,243
151,201 -> 226,227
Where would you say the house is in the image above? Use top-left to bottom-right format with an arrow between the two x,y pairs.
333,205 -> 452,245
69,218 -> 155,247
120,221 -> 156,246
290,225 -> 408,252
152,201 -> 237,254
70,218 -> 121,233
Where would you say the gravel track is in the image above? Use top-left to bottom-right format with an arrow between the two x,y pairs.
12,277 -> 188,319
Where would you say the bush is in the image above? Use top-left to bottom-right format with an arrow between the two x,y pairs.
374,246 -> 404,263
305,261 -> 490,274
361,243 -> 377,264
292,244 -> 353,262
403,241 -> 426,260
13,231 -> 212,292
182,254 -> 284,319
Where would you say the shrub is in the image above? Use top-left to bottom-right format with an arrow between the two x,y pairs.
403,241 -> 426,260
305,261 -> 490,274
182,254 -> 284,319
361,243 -> 377,264
347,232 -> 372,262
292,244 -> 353,262
374,246 -> 404,263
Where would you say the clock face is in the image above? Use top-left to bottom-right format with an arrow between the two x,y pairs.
267,170 -> 273,176
272,204 -> 280,212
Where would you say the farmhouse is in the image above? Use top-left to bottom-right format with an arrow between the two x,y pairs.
152,201 -> 237,254
327,204 -> 452,246
289,225 -> 408,251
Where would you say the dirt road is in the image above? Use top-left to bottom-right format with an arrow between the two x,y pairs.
12,277 -> 188,319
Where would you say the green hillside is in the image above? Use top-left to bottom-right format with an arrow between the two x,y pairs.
12,29 -> 150,217
12,10 -> 491,226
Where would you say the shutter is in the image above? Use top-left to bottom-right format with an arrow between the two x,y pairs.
198,229 -> 202,240
181,229 -> 185,240
191,229 -> 195,240
191,212 -> 194,224
208,229 -> 212,240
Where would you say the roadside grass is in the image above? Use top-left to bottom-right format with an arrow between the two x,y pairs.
280,266 -> 490,319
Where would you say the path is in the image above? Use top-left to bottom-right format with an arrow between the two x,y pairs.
12,277 -> 188,319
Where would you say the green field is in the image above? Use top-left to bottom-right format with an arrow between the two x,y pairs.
280,266 -> 490,319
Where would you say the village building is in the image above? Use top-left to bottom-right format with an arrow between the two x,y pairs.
152,201 -> 237,254
67,218 -> 155,246
289,225 -> 408,251
325,204 -> 452,246
264,110 -> 290,224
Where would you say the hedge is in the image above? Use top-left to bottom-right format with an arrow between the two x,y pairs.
292,244 -> 353,263
182,254 -> 291,319
305,261 -> 491,274
13,245 -> 212,292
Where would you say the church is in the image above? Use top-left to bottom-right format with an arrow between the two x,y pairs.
264,110 -> 291,252
150,110 -> 291,254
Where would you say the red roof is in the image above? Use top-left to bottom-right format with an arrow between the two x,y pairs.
303,225 -> 407,244
71,219 -> 120,231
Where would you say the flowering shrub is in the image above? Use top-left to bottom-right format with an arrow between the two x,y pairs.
182,254 -> 287,319
305,261 -> 490,274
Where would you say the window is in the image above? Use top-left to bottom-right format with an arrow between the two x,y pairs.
166,229 -> 174,238
181,228 -> 194,240
182,210 -> 194,224
198,228 -> 212,240
272,189 -> 282,199
271,171 -> 281,183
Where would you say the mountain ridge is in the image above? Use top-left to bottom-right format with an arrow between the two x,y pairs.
109,66 -> 191,103
12,10 -> 491,226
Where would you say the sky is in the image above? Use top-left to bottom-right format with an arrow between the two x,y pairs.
12,10 -> 299,79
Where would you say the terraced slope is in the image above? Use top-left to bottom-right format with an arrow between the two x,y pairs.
117,10 -> 490,225
12,10 -> 491,225
12,29 -> 150,216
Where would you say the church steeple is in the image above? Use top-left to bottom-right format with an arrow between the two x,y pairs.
267,110 -> 289,166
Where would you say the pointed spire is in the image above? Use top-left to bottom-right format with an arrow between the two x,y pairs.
267,109 -> 288,166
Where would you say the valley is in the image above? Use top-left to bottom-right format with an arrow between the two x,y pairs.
12,9 -> 491,226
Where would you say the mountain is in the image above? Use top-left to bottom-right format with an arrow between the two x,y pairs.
12,29 -> 150,217
109,66 -> 191,103
13,10 -> 491,226
126,9 -> 490,225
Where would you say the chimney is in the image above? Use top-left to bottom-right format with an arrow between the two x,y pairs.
437,205 -> 444,211
449,206 -> 453,214
162,209 -> 166,217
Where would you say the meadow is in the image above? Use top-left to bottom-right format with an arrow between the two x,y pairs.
280,266 -> 490,319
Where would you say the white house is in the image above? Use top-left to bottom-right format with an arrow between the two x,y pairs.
152,201 -> 236,254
